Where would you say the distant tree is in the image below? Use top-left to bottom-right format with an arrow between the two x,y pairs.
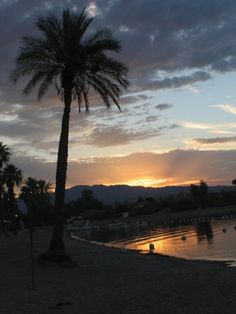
3,164 -> 23,216
145,197 -> 155,204
81,189 -> 93,201
190,180 -> 208,208
137,197 -> 144,203
199,180 -> 208,208
190,184 -> 199,203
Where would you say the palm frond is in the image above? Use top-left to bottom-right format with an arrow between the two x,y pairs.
11,8 -> 129,110
84,29 -> 121,53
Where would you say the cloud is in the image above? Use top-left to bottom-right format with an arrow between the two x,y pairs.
70,149 -> 236,186
1,0 -> 236,105
180,121 -> 236,133
12,149 -> 236,187
155,103 -> 173,111
1,0 -> 236,180
11,155 -> 56,184
142,71 -> 211,91
86,126 -> 161,147
181,121 -> 213,130
86,1 -> 100,17
193,136 -> 236,144
145,115 -> 158,122
120,94 -> 149,105
212,104 -> 236,115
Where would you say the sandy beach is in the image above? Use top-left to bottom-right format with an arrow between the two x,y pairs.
0,227 -> 236,314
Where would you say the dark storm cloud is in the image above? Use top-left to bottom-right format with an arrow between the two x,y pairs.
105,0 -> 236,73
194,136 -> 236,144
1,0 -> 236,98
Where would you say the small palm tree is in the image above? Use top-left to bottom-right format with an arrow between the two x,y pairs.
0,143 -> 10,225
11,9 -> 129,261
20,177 -> 52,290
20,177 -> 53,222
0,170 -> 6,223
20,177 -> 40,209
3,164 -> 23,216
0,142 -> 10,169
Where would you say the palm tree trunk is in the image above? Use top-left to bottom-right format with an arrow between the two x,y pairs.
49,87 -> 72,253
8,183 -> 15,216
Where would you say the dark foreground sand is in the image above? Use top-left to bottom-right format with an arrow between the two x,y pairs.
0,228 -> 236,314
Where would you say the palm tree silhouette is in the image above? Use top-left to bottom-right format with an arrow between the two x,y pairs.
0,142 -> 10,169
0,143 -> 10,229
11,9 -> 129,261
20,177 -> 52,222
3,164 -> 23,216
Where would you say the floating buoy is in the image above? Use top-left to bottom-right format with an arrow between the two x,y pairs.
222,228 -> 227,233
149,243 -> 155,253
181,235 -> 187,241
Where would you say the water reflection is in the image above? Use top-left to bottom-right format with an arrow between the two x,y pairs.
75,218 -> 236,262
195,222 -> 214,245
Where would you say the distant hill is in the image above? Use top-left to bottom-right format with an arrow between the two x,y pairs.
65,184 -> 235,205
18,184 -> 235,212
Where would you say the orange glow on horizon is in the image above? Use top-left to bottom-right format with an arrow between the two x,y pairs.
122,177 -> 168,187
65,176 -> 229,188
95,177 -> 201,188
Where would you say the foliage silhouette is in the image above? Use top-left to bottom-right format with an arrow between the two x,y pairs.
11,9 -> 129,262
190,180 -> 208,208
20,177 -> 53,226
0,142 -> 10,169
3,164 -> 23,217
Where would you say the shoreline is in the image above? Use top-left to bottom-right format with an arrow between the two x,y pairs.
94,204 -> 236,227
1,227 -> 236,313
70,231 -> 236,267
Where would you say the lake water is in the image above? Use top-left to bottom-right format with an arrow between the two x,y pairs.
75,217 -> 236,264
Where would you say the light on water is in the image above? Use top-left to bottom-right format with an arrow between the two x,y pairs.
76,217 -> 236,263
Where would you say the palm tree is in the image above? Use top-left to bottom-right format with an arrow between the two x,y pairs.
11,9 -> 129,261
3,164 -> 23,216
0,170 -> 6,224
20,177 -> 53,223
0,143 -> 10,228
20,177 -> 41,209
20,177 -> 52,290
0,142 -> 10,169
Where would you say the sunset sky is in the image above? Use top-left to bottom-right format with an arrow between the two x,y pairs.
0,0 -> 236,188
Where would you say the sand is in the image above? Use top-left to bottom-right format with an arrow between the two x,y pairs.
0,227 -> 236,314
